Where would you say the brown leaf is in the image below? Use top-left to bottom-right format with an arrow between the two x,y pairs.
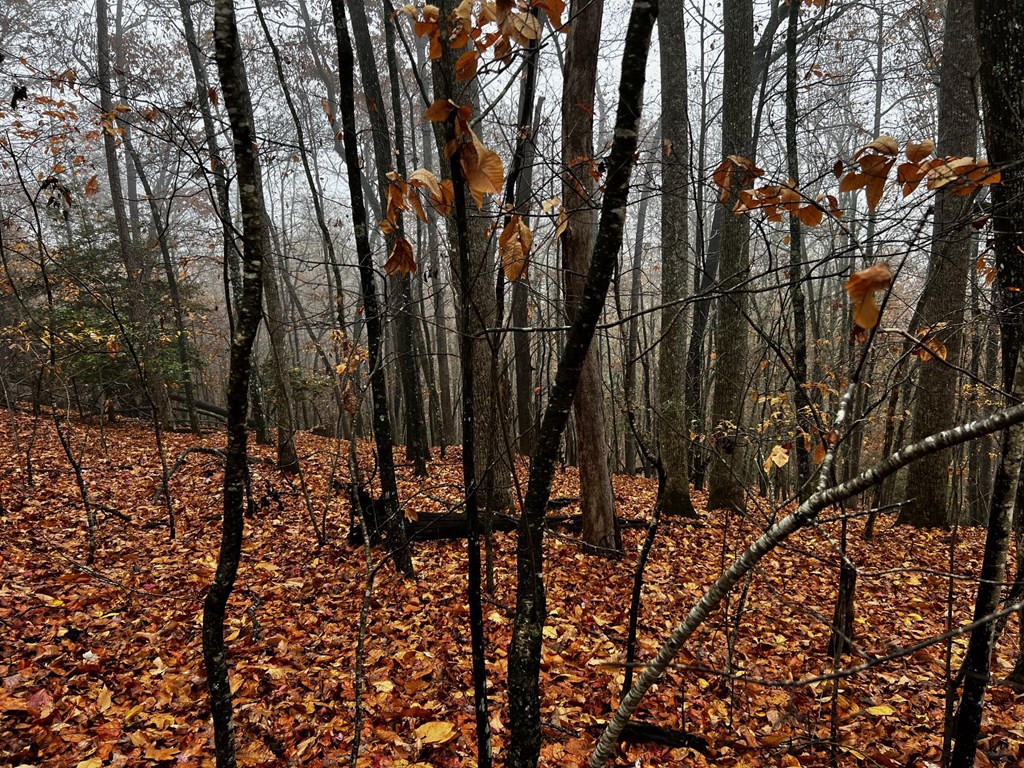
455,50 -> 479,81
845,263 -> 893,330
424,99 -> 456,122
384,235 -> 416,276
796,204 -> 823,227
499,215 -> 533,282
905,139 -> 934,163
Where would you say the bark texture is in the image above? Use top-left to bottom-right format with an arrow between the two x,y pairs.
656,0 -> 696,516
900,0 -> 979,527
203,0 -> 266,763
706,0 -> 754,512
561,0 -> 621,550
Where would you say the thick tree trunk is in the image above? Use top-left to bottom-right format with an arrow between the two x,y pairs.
561,0 -> 620,552
202,0 -> 267,763
506,2 -> 657,763
657,0 -> 696,516
900,0 -> 979,527
706,0 -> 754,512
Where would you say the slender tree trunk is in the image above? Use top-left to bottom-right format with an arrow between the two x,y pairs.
202,0 -> 267,762
657,0 -> 696,516
784,0 -> 812,497
506,2 -> 657,762
97,0 -> 171,427
330,0 -> 414,578
123,142 -> 201,433
561,0 -> 620,552
623,162 -> 652,475
347,0 -> 430,475
949,1 -> 1024,759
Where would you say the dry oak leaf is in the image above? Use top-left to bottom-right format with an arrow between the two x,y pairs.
845,262 -> 893,330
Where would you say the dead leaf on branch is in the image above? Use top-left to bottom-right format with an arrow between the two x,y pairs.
425,100 -> 503,208
763,444 -> 791,473
384,235 -> 417,276
499,214 -> 533,281
845,262 -> 893,331
913,323 -> 949,362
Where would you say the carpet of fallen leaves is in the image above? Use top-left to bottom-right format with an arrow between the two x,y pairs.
3,410 -> 1024,768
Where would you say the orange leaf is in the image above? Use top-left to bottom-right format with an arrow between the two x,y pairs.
384,235 -> 417,276
796,204 -> 823,227
845,263 -> 893,330
455,50 -> 479,81
855,134 -> 898,159
905,139 -> 934,163
461,130 -> 504,208
424,99 -> 456,122
84,175 -> 99,196
838,172 -> 866,193
499,215 -> 533,282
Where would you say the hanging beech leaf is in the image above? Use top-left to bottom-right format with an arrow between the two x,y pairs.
320,97 -> 334,125
499,214 -> 533,282
763,444 -> 791,473
855,134 -> 898,158
905,139 -> 934,163
845,263 -> 893,330
455,50 -> 479,81
383,235 -> 416,276
84,175 -> 99,196
913,323 -> 949,362
796,204 -> 823,227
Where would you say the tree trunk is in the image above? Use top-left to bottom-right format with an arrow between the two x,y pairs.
949,1 -> 1024,760
347,0 -> 430,475
900,0 -> 979,527
330,0 -> 414,578
656,0 -> 696,516
706,0 -> 754,513
623,162 -> 652,475
430,0 -> 514,518
784,0 -> 812,498
260,253 -> 300,473
506,2 -> 658,763
97,0 -> 172,428
561,0 -> 620,552
202,0 -> 267,762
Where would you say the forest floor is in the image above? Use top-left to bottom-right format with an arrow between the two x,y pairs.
2,410 -> 1024,768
